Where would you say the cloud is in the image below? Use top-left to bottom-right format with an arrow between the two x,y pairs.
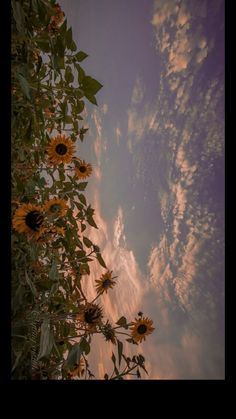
93,165 -> 102,181
113,207 -> 127,248
80,191 -> 147,377
151,0 -> 210,79
115,126 -> 122,145
175,144 -> 197,186
131,76 -> 144,105
127,105 -> 159,151
101,103 -> 108,114
196,44 -> 208,64
142,221 -> 224,378
151,0 -> 178,27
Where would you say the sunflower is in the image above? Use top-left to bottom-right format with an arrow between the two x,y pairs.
102,322 -> 116,344
77,303 -> 103,330
46,135 -> 76,165
68,359 -> 85,379
44,198 -> 68,217
74,158 -> 92,179
95,270 -> 116,295
130,317 -> 154,343
12,203 -> 44,240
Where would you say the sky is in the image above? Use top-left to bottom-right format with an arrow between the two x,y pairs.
59,0 -> 225,379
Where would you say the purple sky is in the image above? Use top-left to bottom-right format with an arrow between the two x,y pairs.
59,0 -> 225,379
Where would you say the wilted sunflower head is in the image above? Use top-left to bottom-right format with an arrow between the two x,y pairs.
44,198 -> 68,217
46,135 -> 76,165
68,359 -> 85,379
74,158 -> 93,179
12,203 -> 44,240
49,3 -> 65,29
95,270 -> 116,295
78,303 -> 103,330
130,316 -> 155,343
102,322 -> 116,344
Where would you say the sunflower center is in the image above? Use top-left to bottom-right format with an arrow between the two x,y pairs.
84,309 -> 95,324
25,211 -> 43,231
103,279 -> 111,288
50,204 -> 61,213
79,166 -> 86,173
55,143 -> 67,155
137,324 -> 147,335
84,308 -> 100,324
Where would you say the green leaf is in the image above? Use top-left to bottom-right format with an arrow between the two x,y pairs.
79,263 -> 90,275
84,93 -> 98,106
65,27 -> 73,49
18,74 -> 31,100
25,271 -> 37,297
74,201 -> 84,211
75,51 -> 89,62
12,0 -> 25,34
111,352 -> 116,365
65,65 -> 74,83
75,64 -> 85,84
59,18 -> 67,35
36,40 -> 51,53
77,182 -> 88,191
78,194 -> 86,206
11,351 -> 23,373
31,0 -> 39,13
83,236 -> 93,248
75,100 -> 85,114
80,337 -> 90,355
65,343 -> 81,368
116,316 -> 127,327
76,250 -> 86,259
138,354 -> 145,365
117,340 -> 123,366
70,40 -> 77,51
87,215 -> 98,229
139,362 -> 148,375
49,259 -> 58,281
96,253 -> 107,268
37,319 -> 54,360
55,36 -> 66,57
82,76 -> 103,96
81,223 -> 86,232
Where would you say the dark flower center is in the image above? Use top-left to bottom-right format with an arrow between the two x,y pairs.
79,165 -> 86,173
50,204 -> 61,213
137,324 -> 147,335
102,279 -> 111,288
55,143 -> 67,155
84,307 -> 101,324
25,210 -> 43,231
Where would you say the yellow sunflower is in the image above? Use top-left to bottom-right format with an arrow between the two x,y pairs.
77,303 -> 103,331
95,270 -> 116,295
46,135 -> 76,165
68,359 -> 85,379
12,203 -> 44,240
44,198 -> 68,217
130,317 -> 155,343
74,158 -> 92,179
